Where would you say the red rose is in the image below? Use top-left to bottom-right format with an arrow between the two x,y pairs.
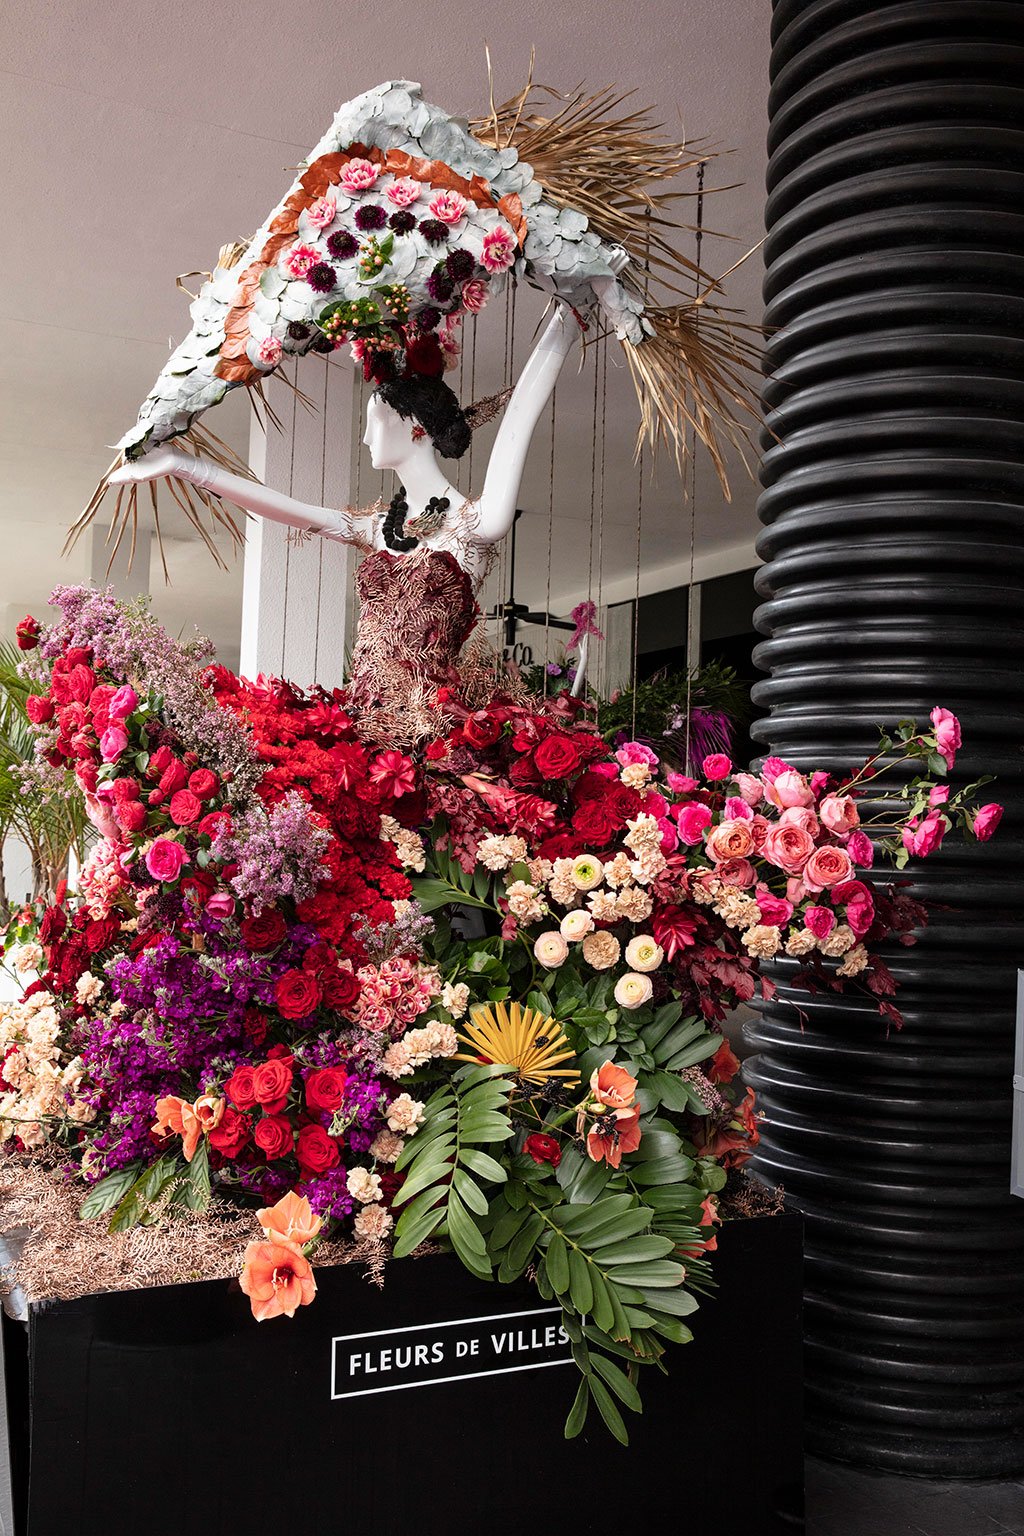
198,810 -> 231,841
25,695 -> 54,724
533,734 -> 584,781
208,1105 -> 251,1157
405,333 -> 445,377
158,759 -> 189,795
241,910 -> 287,951
225,1065 -> 258,1110
508,756 -> 540,786
305,1067 -> 348,1117
85,917 -> 120,953
253,1114 -> 294,1160
110,776 -> 140,802
116,800 -> 147,835
148,744 -> 174,777
67,665 -> 96,704
169,789 -> 203,826
16,616 -> 40,651
322,969 -> 360,1012
39,906 -> 67,943
523,1132 -> 561,1167
251,1058 -> 294,1112
275,968 -> 322,1021
463,711 -> 502,749
296,1122 -> 342,1177
571,798 -> 620,845
188,768 -> 219,800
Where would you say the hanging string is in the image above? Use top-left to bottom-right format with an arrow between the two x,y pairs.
543,387 -> 556,699
595,340 -> 609,696
281,356 -> 299,674
312,358 -> 329,684
683,162 -> 706,773
631,209 -> 654,736
587,339 -> 600,607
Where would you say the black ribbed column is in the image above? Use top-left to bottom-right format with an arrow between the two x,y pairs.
747,0 -> 1024,1477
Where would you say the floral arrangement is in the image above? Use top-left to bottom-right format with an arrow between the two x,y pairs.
1,589 -> 1000,1443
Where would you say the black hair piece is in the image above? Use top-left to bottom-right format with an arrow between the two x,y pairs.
374,374 -> 471,460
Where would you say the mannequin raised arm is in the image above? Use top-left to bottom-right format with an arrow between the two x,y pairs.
108,446 -> 362,544
473,304 -> 582,546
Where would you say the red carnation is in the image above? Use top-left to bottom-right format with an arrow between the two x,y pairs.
241,910 -> 287,951
253,1114 -> 294,1161
39,906 -> 67,944
275,968 -> 322,1021
295,1122 -> 341,1177
571,798 -> 621,845
305,1066 -> 348,1117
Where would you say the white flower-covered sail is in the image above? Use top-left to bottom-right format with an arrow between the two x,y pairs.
119,80 -> 642,461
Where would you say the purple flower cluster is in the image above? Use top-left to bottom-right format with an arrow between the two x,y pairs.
215,791 -> 331,913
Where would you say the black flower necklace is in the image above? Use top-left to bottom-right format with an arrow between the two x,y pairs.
382,485 -> 451,552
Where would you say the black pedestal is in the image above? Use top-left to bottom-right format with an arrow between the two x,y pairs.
0,1214 -> 802,1536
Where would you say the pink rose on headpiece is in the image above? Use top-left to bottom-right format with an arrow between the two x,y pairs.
676,802 -> 714,845
100,725 -> 129,763
306,194 -> 337,230
761,822 -> 814,876
481,227 -> 516,273
779,805 -> 820,838
340,158 -> 379,193
733,771 -> 765,807
847,829 -> 874,867
428,190 -> 467,225
257,336 -> 282,367
819,793 -> 859,835
902,814 -> 945,857
831,879 -> 875,937
386,177 -> 421,208
724,796 -> 754,822
760,756 -> 794,784
283,244 -> 320,280
765,769 -> 814,810
460,278 -> 489,313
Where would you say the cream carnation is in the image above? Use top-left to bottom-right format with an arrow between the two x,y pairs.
560,909 -> 594,942
582,931 -> 621,971
354,1204 -> 394,1239
602,852 -> 634,888
820,923 -> 856,958
534,931 -> 569,969
742,924 -> 783,958
624,935 -> 664,973
785,928 -> 818,957
75,971 -> 104,1005
347,1167 -> 383,1204
386,1092 -> 425,1135
620,762 -> 651,789
369,1128 -> 404,1163
506,880 -> 544,923
13,943 -> 43,975
614,972 -> 654,1010
587,890 -> 620,924
837,943 -> 869,976
477,833 -> 527,871
616,886 -> 654,923
441,981 -> 471,1019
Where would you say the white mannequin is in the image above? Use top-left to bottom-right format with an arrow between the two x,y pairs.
110,305 -> 580,593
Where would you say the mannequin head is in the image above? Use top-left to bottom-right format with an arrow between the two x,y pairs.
365,375 -> 471,470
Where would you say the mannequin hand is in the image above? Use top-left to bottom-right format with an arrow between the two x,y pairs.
108,446 -> 196,487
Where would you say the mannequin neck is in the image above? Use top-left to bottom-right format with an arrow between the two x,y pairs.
388,442 -> 455,513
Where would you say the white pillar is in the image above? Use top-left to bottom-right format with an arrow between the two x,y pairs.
240,357 -> 357,688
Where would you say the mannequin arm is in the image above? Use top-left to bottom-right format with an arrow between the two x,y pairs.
108,447 -> 364,543
474,305 -> 580,545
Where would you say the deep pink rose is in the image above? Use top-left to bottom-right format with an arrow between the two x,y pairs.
100,725 -> 129,763
657,816 -> 679,853
761,822 -> 815,875
804,905 -> 836,940
169,789 -> 203,826
973,803 -> 1003,841
902,814 -> 945,858
810,771 -> 830,795
803,845 -> 854,891
930,707 -> 961,770
760,756 -> 794,784
831,878 -> 875,936
847,829 -> 875,867
819,794 -> 859,835
108,685 -> 139,720
928,785 -> 950,807
676,802 -> 714,845
756,890 -> 793,927
724,796 -> 754,822
145,838 -> 189,883
715,857 -> 756,889
766,769 -> 814,810
666,773 -> 698,793
205,891 -> 236,920
702,753 -> 732,781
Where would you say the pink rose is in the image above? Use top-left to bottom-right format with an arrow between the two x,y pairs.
460,278 -> 488,313
724,796 -> 754,822
676,802 -> 714,845
847,829 -> 875,867
756,890 -> 793,927
930,706 -> 961,770
100,725 -> 129,763
766,769 -> 814,810
761,822 -> 815,875
306,193 -> 337,230
108,685 -> 138,720
803,845 -> 854,891
902,814 -> 945,858
760,756 -> 794,784
705,819 -> 754,862
340,157 -> 379,192
666,773 -> 698,794
204,891 -> 236,920
973,803 -> 1003,841
481,226 -> 516,273
657,816 -> 679,854
810,771 -> 830,795
733,772 -> 764,806
831,879 -> 875,937
385,176 -> 421,207
780,805 -> 820,838
749,814 -> 770,851
702,753 -> 732,781
715,857 -> 756,889
819,794 -> 859,835
145,838 -> 189,883
928,784 -> 949,807
616,741 -> 659,768
428,190 -> 467,224
805,905 -> 836,940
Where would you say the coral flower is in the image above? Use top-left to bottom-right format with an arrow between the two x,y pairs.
239,1239 -> 317,1321
152,1094 -> 202,1161
586,1106 -> 642,1169
257,1190 -> 323,1247
589,1060 -> 638,1110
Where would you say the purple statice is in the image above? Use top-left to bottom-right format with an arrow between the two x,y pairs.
215,791 -> 331,914
353,901 -> 434,963
83,1088 -> 161,1179
42,585 -> 262,802
343,1072 -> 387,1147
303,1167 -> 355,1222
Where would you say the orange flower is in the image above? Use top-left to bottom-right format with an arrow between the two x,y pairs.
257,1190 -> 322,1247
239,1239 -> 317,1321
586,1106 -> 642,1169
152,1094 -> 203,1162
589,1060 -> 638,1111
192,1094 -> 225,1134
